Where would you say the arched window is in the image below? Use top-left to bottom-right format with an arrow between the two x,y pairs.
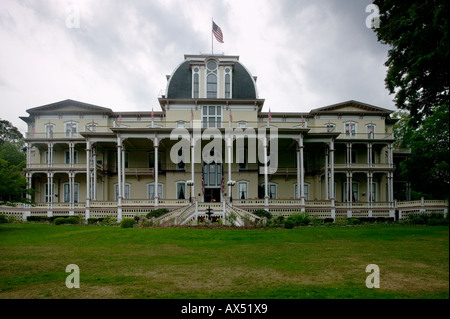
238,181 -> 249,199
193,71 -> 199,98
147,183 -> 163,200
207,74 -> 217,98
225,73 -> 231,98
115,183 -> 130,200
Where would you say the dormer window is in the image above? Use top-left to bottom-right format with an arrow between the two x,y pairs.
45,124 -> 55,138
65,121 -> 78,137
344,122 -> 357,136
207,74 -> 217,98
206,60 -> 218,98
192,67 -> 200,98
366,124 -> 375,139
225,67 -> 232,98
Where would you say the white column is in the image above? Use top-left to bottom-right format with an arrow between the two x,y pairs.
296,146 -> 301,199
154,137 -> 159,207
191,137 -> 196,204
388,143 -> 394,169
347,171 -> 352,218
299,136 -> 305,211
117,137 -> 122,222
23,172 -> 32,221
325,148 -> 329,200
121,146 -> 126,202
263,137 -> 269,207
85,141 -> 91,221
70,142 -> 74,169
367,172 -> 373,218
26,173 -> 32,202
69,172 -> 74,216
47,142 -> 53,168
93,146 -> 97,201
26,143 -> 31,169
227,135 -> 232,204
330,139 -> 336,220
47,172 -> 53,217
388,171 -> 395,218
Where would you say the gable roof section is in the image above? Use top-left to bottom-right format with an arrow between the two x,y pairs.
310,100 -> 393,115
26,99 -> 113,115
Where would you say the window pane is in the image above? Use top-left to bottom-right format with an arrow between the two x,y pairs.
177,183 -> 185,199
148,184 -> 155,199
209,105 -> 215,115
209,165 -> 215,185
64,184 -> 70,203
74,184 -> 79,202
216,106 -> 221,115
158,184 -> 163,199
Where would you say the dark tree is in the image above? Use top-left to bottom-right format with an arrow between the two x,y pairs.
0,119 -> 32,205
393,104 -> 449,199
373,0 -> 449,127
0,119 -> 24,146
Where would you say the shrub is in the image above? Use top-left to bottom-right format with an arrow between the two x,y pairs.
54,217 -> 67,225
138,218 -> 154,228
252,209 -> 272,219
348,218 -> 361,225
99,216 -> 117,226
146,208 -> 169,219
0,214 -> 7,223
284,212 -> 311,228
26,216 -> 51,222
323,218 -> 334,224
284,219 -> 295,229
87,218 -> 105,224
120,218 -> 135,228
66,216 -> 80,224
54,216 -> 80,225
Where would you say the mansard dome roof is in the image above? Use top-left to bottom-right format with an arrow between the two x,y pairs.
166,55 -> 258,99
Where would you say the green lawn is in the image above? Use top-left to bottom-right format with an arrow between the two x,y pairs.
0,223 -> 448,299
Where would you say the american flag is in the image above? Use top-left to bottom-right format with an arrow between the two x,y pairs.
212,21 -> 224,43
117,114 -> 122,126
151,108 -> 155,121
268,108 -> 272,122
229,109 -> 232,122
191,108 -> 194,121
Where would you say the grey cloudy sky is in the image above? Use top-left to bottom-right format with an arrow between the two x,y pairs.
1,0 -> 394,134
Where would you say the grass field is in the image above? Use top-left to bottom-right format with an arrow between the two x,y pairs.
0,223 -> 448,299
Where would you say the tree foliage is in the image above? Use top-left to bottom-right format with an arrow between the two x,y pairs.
0,119 -> 24,147
0,119 -> 32,205
393,104 -> 449,199
373,0 -> 449,127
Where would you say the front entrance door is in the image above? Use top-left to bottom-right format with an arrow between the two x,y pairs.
204,188 -> 221,202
